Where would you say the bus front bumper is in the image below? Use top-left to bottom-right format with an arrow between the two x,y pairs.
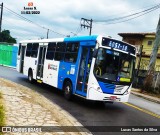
87,87 -> 130,102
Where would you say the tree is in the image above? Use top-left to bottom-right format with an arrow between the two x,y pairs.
143,17 -> 160,93
0,30 -> 16,43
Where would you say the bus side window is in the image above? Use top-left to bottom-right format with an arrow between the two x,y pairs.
26,43 -> 32,57
54,42 -> 66,61
31,43 -> 39,58
64,42 -> 79,63
46,42 -> 56,60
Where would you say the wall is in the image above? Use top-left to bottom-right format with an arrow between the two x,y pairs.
0,44 -> 18,68
142,35 -> 156,55
137,57 -> 160,71
123,36 -> 143,45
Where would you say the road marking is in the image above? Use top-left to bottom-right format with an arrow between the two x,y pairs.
123,102 -> 160,119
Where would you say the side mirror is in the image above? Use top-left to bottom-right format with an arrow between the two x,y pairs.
93,49 -> 98,58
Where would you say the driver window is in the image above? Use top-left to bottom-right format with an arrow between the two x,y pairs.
122,61 -> 130,72
95,49 -> 105,76
119,60 -> 130,77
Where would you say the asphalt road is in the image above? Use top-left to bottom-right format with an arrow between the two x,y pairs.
0,66 -> 160,135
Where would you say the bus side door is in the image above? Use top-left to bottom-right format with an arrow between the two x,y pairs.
36,46 -> 46,80
76,46 -> 94,97
17,44 -> 26,73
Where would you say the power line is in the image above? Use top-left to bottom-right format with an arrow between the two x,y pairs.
100,3 -> 160,20
95,3 -> 160,22
105,6 -> 160,25
94,3 -> 160,25
2,20 -> 45,38
75,20 -> 82,35
3,5 -> 67,37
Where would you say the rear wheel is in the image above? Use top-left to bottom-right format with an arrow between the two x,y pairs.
28,70 -> 33,83
63,81 -> 72,100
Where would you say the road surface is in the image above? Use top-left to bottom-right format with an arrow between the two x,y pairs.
0,66 -> 159,135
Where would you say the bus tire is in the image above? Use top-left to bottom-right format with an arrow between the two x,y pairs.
28,70 -> 33,83
63,81 -> 72,100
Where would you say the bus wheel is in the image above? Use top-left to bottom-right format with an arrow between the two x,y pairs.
28,70 -> 33,83
63,81 -> 72,100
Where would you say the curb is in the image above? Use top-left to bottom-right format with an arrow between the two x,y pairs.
0,65 -> 16,69
0,78 -> 92,135
131,91 -> 160,104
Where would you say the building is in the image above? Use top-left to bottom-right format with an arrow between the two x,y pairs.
118,32 -> 160,72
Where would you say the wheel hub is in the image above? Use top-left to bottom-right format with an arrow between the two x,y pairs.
65,86 -> 70,94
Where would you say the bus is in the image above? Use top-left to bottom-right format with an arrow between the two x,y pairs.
17,35 -> 136,102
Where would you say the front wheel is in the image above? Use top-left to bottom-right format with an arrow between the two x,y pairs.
63,81 -> 72,100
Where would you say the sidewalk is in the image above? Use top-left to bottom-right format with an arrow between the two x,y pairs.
131,88 -> 160,104
0,78 -> 90,135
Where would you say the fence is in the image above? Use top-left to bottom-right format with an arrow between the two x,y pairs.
0,44 -> 18,68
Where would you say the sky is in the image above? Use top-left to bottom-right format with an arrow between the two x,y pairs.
1,0 -> 160,43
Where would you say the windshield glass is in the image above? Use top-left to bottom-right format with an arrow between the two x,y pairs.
94,48 -> 135,82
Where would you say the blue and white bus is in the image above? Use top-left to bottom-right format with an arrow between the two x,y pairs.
17,35 -> 136,102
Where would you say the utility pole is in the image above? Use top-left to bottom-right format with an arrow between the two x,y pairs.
81,18 -> 92,35
47,29 -> 49,39
143,16 -> 160,92
148,17 -> 160,75
0,2 -> 3,32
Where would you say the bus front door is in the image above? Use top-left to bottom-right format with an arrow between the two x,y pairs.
76,47 -> 93,97
37,46 -> 46,80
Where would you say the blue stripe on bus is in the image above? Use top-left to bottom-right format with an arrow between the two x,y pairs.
98,81 -> 115,94
57,61 -> 77,91
64,35 -> 98,42
58,37 -> 98,97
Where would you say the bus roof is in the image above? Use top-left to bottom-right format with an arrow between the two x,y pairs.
64,35 -> 98,42
20,35 -> 98,43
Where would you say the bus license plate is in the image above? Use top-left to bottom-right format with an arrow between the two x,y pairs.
110,96 -> 117,101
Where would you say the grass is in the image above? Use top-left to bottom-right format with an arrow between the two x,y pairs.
0,92 -> 5,135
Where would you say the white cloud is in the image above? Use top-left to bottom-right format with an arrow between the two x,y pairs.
1,0 -> 160,42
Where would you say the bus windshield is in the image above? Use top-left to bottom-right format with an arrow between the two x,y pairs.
94,48 -> 135,82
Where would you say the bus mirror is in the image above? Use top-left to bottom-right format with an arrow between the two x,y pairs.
93,49 -> 98,58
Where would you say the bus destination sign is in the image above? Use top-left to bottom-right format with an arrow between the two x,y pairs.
102,38 -> 136,54
108,41 -> 128,51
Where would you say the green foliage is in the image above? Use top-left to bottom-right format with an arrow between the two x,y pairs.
0,30 -> 16,43
0,92 -> 5,128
